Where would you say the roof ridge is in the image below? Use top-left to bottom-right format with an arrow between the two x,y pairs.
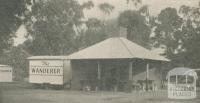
118,38 -> 135,58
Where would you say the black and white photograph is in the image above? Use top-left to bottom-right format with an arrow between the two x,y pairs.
0,0 -> 200,103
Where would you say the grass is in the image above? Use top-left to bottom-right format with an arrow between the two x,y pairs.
0,82 -> 200,103
1,89 -> 200,103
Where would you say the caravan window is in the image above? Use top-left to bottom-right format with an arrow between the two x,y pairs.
177,75 -> 186,84
170,75 -> 176,84
187,75 -> 194,84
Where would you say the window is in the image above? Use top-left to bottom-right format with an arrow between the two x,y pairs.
177,75 -> 186,84
187,75 -> 194,84
170,75 -> 176,84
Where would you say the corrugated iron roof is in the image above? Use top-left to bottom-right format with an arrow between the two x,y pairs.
27,56 -> 68,60
67,37 -> 169,61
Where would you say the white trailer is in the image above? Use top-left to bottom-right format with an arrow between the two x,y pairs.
27,56 -> 71,88
0,65 -> 12,82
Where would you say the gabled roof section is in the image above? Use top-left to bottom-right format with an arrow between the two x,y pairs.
67,37 -> 169,61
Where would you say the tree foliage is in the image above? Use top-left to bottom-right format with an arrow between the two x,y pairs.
0,45 -> 30,80
176,5 -> 200,68
0,0 -> 31,54
153,8 -> 183,58
24,0 -> 93,55
126,0 -> 142,6
75,18 -> 108,49
153,5 -> 200,68
118,6 -> 151,48
98,3 -> 115,15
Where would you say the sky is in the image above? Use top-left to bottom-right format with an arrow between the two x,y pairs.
14,0 -> 199,46
80,0 -> 199,19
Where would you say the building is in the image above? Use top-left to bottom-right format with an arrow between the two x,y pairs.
67,37 -> 169,92
0,64 -> 12,82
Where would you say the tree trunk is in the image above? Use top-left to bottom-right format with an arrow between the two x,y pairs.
127,26 -> 132,40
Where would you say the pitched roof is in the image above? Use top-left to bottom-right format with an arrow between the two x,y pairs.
166,67 -> 198,79
67,37 -> 169,61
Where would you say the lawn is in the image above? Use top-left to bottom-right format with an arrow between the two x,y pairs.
1,89 -> 200,103
0,82 -> 200,103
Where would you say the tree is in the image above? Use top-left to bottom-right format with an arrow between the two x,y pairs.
24,0 -> 93,55
0,0 -> 31,54
75,18 -> 107,49
179,4 -> 200,26
174,4 -> 200,68
98,2 -> 115,27
126,0 -> 142,6
153,8 -> 183,58
98,3 -> 114,15
118,7 -> 151,48
153,5 -> 200,68
0,45 -> 30,80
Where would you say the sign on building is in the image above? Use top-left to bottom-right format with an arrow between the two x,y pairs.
167,67 -> 198,99
28,56 -> 71,86
0,65 -> 12,82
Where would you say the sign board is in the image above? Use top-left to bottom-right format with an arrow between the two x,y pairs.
29,60 -> 64,85
168,84 -> 196,99
167,67 -> 197,99
0,65 -> 12,82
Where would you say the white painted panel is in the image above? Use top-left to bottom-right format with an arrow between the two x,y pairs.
29,75 -> 63,85
29,60 -> 64,85
0,66 -> 12,82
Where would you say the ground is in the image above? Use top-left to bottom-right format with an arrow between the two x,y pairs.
1,82 -> 200,103
1,89 -> 200,103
